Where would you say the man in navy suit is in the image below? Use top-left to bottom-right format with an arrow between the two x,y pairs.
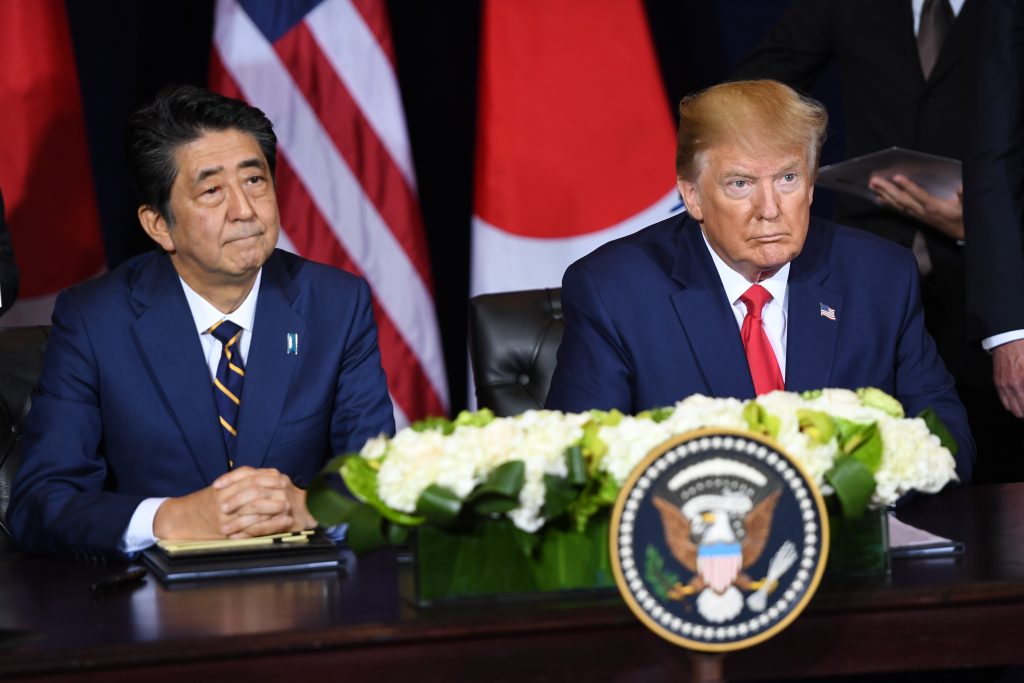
9,86 -> 395,557
546,80 -> 973,481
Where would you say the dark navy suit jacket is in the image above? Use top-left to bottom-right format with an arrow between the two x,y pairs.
545,214 -> 974,481
9,249 -> 395,556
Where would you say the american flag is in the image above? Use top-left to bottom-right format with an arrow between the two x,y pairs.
210,0 -> 449,428
819,303 -> 837,321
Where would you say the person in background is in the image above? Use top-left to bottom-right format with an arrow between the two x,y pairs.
963,1 -> 1024,442
545,79 -> 974,482
8,86 -> 394,558
735,0 -> 1021,482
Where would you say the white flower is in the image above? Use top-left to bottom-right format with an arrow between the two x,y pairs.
599,416 -> 673,485
359,434 -> 389,460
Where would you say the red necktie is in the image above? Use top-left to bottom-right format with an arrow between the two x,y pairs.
739,284 -> 784,395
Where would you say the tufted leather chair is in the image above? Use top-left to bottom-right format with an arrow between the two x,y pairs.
468,289 -> 564,417
0,326 -> 49,552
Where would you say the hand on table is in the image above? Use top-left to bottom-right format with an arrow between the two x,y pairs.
153,466 -> 317,540
869,174 -> 964,241
993,339 -> 1024,419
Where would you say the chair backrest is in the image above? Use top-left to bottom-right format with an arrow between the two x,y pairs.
468,288 -> 564,417
0,325 -> 50,552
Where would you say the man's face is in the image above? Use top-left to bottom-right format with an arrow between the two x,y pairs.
141,128 -> 280,294
678,144 -> 813,282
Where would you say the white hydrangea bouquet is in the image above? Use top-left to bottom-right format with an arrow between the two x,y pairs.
307,387 -> 958,555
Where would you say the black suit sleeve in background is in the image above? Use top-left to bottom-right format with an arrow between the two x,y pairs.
0,190 -> 19,318
964,0 -> 1024,341
732,0 -> 836,89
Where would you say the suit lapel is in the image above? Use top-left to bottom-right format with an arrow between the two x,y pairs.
233,252 -> 304,469
669,221 -> 754,399
784,221 -> 843,393
130,254 -> 227,483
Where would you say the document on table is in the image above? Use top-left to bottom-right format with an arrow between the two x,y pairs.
888,514 -> 964,558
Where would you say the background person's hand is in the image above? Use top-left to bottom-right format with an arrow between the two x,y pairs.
869,174 -> 964,240
993,339 -> 1024,419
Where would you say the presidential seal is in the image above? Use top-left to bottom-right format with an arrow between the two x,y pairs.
610,429 -> 829,652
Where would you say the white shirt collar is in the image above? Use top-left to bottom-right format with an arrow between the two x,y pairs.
700,231 -> 790,308
179,269 -> 262,336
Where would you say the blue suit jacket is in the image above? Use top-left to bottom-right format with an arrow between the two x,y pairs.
545,214 -> 975,481
9,249 -> 395,556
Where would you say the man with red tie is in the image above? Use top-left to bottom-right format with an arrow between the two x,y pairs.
545,79 -> 974,481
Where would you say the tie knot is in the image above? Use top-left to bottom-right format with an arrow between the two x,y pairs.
740,284 -> 772,318
208,319 -> 242,345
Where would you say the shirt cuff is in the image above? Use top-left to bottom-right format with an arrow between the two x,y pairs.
982,330 -> 1024,351
120,497 -> 169,554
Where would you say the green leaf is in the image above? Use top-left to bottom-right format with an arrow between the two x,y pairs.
580,421 -> 609,460
453,408 -> 495,428
743,401 -> 780,439
797,409 -> 836,445
857,387 -> 905,418
917,407 -> 958,456
542,473 -> 579,520
344,504 -> 389,553
305,475 -> 359,527
569,470 -> 620,533
564,446 -> 587,486
411,416 -> 455,435
587,408 -> 623,426
826,456 -> 877,520
509,523 -> 541,557
416,484 -> 463,526
468,460 -> 525,515
341,456 -> 424,526
834,419 -> 883,472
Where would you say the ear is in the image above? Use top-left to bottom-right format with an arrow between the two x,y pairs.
138,205 -> 175,253
677,177 -> 703,222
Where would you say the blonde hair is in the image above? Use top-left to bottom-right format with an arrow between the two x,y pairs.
675,79 -> 828,181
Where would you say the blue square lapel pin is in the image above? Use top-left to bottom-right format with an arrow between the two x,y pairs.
287,332 -> 299,355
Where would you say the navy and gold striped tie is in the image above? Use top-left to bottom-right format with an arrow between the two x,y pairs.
208,319 -> 244,468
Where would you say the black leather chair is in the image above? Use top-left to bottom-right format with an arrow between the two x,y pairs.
468,288 -> 564,417
0,326 -> 49,552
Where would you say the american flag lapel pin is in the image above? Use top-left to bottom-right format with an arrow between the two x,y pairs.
819,303 -> 837,321
287,332 -> 299,355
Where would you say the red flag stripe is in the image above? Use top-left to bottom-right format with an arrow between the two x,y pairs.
273,21 -> 433,291
349,0 -> 396,65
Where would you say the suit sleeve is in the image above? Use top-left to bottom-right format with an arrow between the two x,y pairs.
545,263 -> 636,414
330,277 -> 395,454
8,291 -> 145,557
0,190 -> 18,318
732,0 -> 836,89
891,251 -> 976,481
963,0 -> 1024,340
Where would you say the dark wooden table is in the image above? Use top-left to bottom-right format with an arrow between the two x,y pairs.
0,484 -> 1022,682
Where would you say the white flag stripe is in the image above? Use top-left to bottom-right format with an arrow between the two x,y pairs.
470,189 -> 683,296
389,392 -> 410,431
214,1 -> 448,403
305,0 -> 417,190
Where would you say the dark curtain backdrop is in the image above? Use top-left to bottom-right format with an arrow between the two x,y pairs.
63,0 -> 843,413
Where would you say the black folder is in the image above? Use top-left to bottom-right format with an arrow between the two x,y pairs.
141,531 -> 344,584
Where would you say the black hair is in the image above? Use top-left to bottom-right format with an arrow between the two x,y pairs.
126,84 -> 277,222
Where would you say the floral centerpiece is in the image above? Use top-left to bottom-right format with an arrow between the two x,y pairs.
308,388 -> 958,600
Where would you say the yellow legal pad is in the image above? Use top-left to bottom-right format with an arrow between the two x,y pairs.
156,530 -> 315,556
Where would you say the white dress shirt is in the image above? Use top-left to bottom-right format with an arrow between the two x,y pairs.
702,232 -> 790,379
120,270 -> 262,554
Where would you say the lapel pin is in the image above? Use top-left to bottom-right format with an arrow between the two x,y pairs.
819,303 -> 837,321
287,332 -> 299,355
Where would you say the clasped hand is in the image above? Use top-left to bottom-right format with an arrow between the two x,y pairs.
153,466 -> 317,540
